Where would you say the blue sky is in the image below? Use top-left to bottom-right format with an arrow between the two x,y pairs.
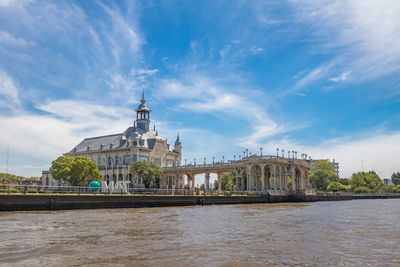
0,0 -> 400,180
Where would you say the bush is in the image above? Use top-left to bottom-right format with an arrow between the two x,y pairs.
27,188 -> 37,193
327,182 -> 348,192
354,186 -> 370,193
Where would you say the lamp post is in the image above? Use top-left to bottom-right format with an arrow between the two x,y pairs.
204,157 -> 206,165
213,156 -> 215,164
282,149 -> 285,157
222,156 -> 224,163
246,148 -> 248,157
260,147 -> 263,156
185,158 -> 187,165
234,155 -> 236,161
194,158 -> 196,165
276,148 -> 279,157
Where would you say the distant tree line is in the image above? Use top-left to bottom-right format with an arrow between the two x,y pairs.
309,160 -> 400,193
0,173 -> 40,184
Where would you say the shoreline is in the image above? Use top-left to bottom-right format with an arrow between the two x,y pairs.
1,193 -> 399,212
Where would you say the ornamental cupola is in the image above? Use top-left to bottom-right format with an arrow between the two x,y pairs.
174,132 -> 182,153
135,90 -> 151,132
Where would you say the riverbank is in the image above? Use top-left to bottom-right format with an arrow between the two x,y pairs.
1,193 -> 399,211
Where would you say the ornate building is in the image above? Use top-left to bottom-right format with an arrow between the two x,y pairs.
41,93 -> 182,187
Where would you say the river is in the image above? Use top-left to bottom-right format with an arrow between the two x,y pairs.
0,199 -> 399,266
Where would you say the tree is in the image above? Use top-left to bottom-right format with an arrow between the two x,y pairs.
213,173 -> 236,191
309,160 -> 339,190
350,171 -> 383,192
50,156 -> 100,186
339,178 -> 350,185
327,182 -> 348,192
130,161 -> 163,188
391,172 -> 400,186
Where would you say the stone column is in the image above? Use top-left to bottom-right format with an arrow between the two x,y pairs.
217,173 -> 222,192
241,174 -> 245,191
291,168 -> 296,191
235,169 -> 240,191
205,172 -> 210,190
261,165 -> 265,192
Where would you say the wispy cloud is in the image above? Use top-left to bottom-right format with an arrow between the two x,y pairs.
0,70 -> 20,110
292,0 -> 400,83
329,71 -> 351,82
280,62 -> 334,96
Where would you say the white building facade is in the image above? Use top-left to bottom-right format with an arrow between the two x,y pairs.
41,93 -> 182,188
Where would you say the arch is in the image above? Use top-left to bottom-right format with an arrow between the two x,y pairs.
118,173 -> 123,181
112,174 -> 117,182
46,176 -> 49,186
264,164 -> 274,190
250,164 -> 262,191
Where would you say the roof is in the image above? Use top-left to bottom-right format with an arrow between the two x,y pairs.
68,126 -> 175,153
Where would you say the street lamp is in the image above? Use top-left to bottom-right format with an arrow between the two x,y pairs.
276,148 -> 279,157
234,155 -> 236,161
204,157 -> 206,165
185,158 -> 187,165
246,148 -> 248,157
282,149 -> 285,157
213,156 -> 215,164
222,156 -> 224,163
260,147 -> 263,156
194,158 -> 196,165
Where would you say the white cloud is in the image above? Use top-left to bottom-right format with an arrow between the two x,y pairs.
0,31 -> 29,47
280,62 -> 334,96
0,70 -> 20,109
157,71 -> 285,148
329,71 -> 351,82
293,0 -> 400,82
250,46 -> 265,55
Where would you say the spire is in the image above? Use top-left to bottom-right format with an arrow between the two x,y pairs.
153,123 -> 156,131
175,132 -> 181,147
141,88 -> 145,103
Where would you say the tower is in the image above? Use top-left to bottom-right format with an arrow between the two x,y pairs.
174,133 -> 182,166
135,90 -> 151,132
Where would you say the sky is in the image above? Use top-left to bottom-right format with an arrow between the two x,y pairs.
0,0 -> 400,181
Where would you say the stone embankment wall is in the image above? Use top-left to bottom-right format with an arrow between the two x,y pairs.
0,193 -> 399,212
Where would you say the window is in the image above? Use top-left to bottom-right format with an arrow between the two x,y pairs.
139,156 -> 148,162
166,159 -> 174,167
132,154 -> 137,162
154,158 -> 161,166
123,155 -> 131,165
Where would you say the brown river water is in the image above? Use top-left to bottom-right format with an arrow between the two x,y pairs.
0,199 -> 400,266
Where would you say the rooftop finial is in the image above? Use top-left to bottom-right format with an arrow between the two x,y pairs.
141,88 -> 145,102
153,123 -> 156,131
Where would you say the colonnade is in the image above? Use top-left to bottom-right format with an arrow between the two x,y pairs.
162,156 -> 311,195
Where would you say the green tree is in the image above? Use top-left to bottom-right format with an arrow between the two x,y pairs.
50,156 -> 100,186
309,160 -> 339,190
339,178 -> 350,185
213,173 -> 236,191
391,172 -> 400,186
327,182 -> 348,192
130,161 -> 163,188
350,171 -> 383,192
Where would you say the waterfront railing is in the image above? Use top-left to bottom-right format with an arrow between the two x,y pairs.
0,184 -> 268,197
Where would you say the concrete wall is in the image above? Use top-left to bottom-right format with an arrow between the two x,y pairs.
1,193 -> 399,212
